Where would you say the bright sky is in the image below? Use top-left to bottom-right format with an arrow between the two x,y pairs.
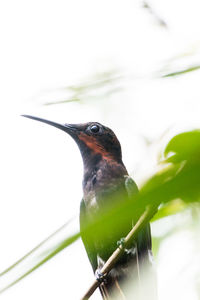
0,0 -> 200,299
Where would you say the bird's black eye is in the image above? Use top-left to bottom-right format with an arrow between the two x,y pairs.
90,124 -> 100,133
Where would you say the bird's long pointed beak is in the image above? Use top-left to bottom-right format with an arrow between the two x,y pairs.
21,115 -> 76,136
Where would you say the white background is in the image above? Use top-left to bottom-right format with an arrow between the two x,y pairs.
0,0 -> 200,299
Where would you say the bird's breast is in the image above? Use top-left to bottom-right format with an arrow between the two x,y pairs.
83,159 -> 129,223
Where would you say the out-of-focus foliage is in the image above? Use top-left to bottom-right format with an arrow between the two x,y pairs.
164,130 -> 200,163
151,199 -> 186,222
1,129 -> 200,293
44,70 -> 123,106
0,220 -> 80,293
162,65 -> 200,78
41,62 -> 200,107
142,0 -> 167,28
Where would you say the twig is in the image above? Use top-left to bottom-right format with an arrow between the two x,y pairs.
80,205 -> 156,300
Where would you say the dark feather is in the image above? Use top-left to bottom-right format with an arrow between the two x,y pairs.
97,176 -> 155,299
81,174 -> 156,299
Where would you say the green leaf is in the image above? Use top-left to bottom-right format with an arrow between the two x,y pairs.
162,65 -> 200,77
0,220 -> 80,293
164,130 -> 200,163
151,199 -> 186,222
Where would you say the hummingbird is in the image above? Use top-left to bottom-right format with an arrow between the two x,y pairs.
22,115 -> 155,299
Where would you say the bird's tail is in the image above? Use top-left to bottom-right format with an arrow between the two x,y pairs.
99,253 -> 156,300
98,227 -> 157,300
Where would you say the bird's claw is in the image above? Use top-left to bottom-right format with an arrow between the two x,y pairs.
117,237 -> 126,248
95,269 -> 107,283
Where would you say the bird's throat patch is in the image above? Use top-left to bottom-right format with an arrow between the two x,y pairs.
78,132 -> 112,160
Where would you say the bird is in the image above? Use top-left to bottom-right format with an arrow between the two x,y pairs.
22,115 -> 155,300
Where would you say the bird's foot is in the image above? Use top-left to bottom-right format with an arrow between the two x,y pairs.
95,269 -> 107,283
117,237 -> 126,249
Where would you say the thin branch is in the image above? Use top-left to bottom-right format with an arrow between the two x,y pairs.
80,205 -> 157,300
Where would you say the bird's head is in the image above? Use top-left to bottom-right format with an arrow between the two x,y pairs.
22,115 -> 122,165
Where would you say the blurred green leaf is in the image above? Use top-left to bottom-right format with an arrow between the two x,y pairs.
152,237 -> 162,257
0,220 -> 80,293
162,65 -> 200,77
0,232 -> 80,294
141,130 -> 200,205
164,130 -> 200,163
44,70 -> 123,106
151,199 -> 187,222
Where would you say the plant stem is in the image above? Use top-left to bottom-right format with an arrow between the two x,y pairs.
80,205 -> 156,300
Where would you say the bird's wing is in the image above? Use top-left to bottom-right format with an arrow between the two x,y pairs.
125,176 -> 157,300
124,175 -> 139,197
124,175 -> 152,255
79,199 -> 97,271
99,176 -> 155,300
